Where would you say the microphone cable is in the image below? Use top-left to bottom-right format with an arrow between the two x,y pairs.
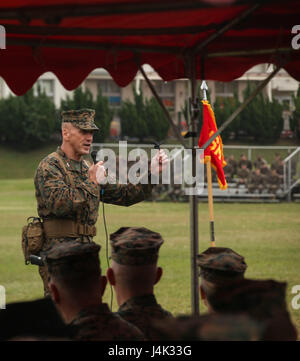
101,188 -> 114,311
92,150 -> 114,310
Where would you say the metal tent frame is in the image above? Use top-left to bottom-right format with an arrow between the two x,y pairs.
0,0 -> 297,315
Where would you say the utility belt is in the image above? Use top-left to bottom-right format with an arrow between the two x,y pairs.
43,219 -> 97,238
22,217 -> 96,265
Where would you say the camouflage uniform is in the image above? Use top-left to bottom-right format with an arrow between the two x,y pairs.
254,156 -> 266,170
151,313 -> 264,341
223,162 -> 234,183
117,294 -> 172,341
197,247 -> 247,285
238,157 -> 252,171
210,278 -> 298,341
68,304 -> 145,341
167,184 -> 185,202
260,163 -> 271,177
110,226 -> 173,340
236,166 -> 250,189
266,171 -> 281,194
247,170 -> 266,194
34,109 -> 153,296
43,241 -> 145,341
228,156 -> 238,176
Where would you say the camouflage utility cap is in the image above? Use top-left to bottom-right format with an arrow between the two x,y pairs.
43,241 -> 101,275
61,109 -> 99,131
110,227 -> 164,266
197,247 -> 247,283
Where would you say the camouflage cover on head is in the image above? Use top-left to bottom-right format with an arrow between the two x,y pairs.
110,227 -> 164,266
43,241 -> 101,278
197,247 -> 247,283
61,109 -> 99,131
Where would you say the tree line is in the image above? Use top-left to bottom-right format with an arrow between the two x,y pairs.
0,81 -> 299,150
198,82 -> 298,143
0,85 -> 169,150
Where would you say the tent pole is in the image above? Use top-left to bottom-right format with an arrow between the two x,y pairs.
139,65 -> 187,148
186,56 -> 199,316
191,3 -> 260,55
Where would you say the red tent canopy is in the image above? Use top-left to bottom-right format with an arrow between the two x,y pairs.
0,0 -> 299,95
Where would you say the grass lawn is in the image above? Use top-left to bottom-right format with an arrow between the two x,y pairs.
0,178 -> 299,338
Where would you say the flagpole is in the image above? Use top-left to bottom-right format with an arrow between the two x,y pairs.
206,160 -> 215,247
201,80 -> 216,247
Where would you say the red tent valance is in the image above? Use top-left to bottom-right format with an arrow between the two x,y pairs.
0,0 -> 299,94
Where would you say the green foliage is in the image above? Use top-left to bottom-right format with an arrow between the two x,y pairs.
144,97 -> 169,141
119,86 -> 169,141
213,92 -> 240,142
119,88 -> 147,141
60,86 -> 94,111
239,82 -> 283,142
94,88 -> 114,143
60,86 -> 113,142
0,87 -> 57,150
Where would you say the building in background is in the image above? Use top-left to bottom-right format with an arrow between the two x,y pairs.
0,64 -> 298,137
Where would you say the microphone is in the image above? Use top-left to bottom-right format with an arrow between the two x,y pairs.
91,151 -> 98,164
153,141 -> 161,150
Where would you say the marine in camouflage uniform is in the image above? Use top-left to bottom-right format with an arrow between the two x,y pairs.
223,159 -> 234,183
266,169 -> 282,194
247,168 -> 266,194
210,278 -> 298,341
254,155 -> 267,170
228,154 -> 238,176
151,313 -> 264,341
43,241 -> 145,341
236,164 -> 250,191
108,226 -> 173,341
197,247 -> 247,313
260,162 -> 271,177
238,154 -> 252,171
34,109 -> 153,296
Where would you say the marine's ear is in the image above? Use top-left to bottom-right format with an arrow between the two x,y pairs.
154,266 -> 163,285
106,267 -> 116,286
49,281 -> 60,304
199,285 -> 207,301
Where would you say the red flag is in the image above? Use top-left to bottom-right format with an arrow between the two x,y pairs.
198,100 -> 227,190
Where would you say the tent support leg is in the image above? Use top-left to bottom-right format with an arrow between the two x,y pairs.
186,56 -> 200,316
139,65 -> 186,148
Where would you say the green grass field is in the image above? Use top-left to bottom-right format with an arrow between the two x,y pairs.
0,178 -> 299,338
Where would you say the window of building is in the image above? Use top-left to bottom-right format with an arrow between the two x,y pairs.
152,80 -> 175,109
34,79 -> 54,98
215,81 -> 237,98
273,95 -> 292,110
98,79 -> 121,107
